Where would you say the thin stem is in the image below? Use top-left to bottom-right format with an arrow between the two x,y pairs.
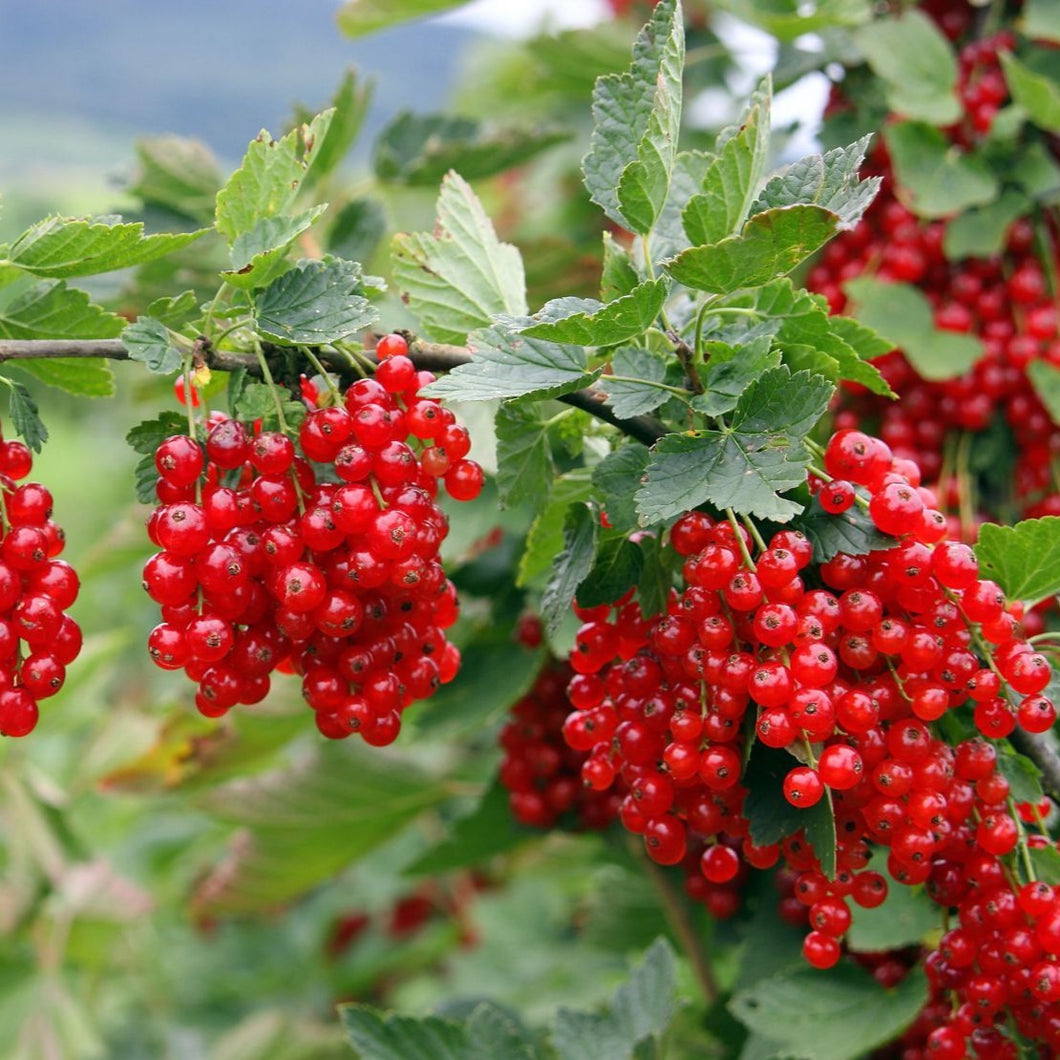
606,374 -> 693,399
741,514 -> 768,553
301,346 -> 342,404
725,508 -> 756,570
1010,798 -> 1038,884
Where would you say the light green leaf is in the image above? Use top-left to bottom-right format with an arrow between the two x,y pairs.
4,216 -> 206,278
495,403 -> 554,509
827,314 -> 897,362
14,358 -> 116,397
0,279 -> 123,340
711,0 -> 871,42
224,205 -> 329,289
601,233 -> 640,301
341,1007 -> 468,1060
883,121 -> 999,219
1026,0 -> 1060,43
975,517 -> 1060,606
729,965 -> 929,1060
541,503 -> 599,636
215,110 -> 334,242
374,112 -> 567,186
576,536 -> 645,609
682,84 -> 771,246
592,445 -> 651,534
192,743 -> 447,916
750,135 -> 880,229
1001,52 -> 1060,133
520,278 -> 668,346
666,205 -> 838,294
254,258 -> 377,344
855,10 -> 960,124
600,346 -> 677,419
4,379 -> 47,452
943,189 -> 1031,259
391,172 -> 527,344
130,135 -> 223,224
122,316 -> 181,375
652,151 -> 714,260
553,939 -> 677,1060
582,0 -> 684,234
145,290 -> 199,329
636,367 -> 832,523
692,337 -> 782,417
1014,141 -> 1060,202
300,69 -> 373,186
518,472 -> 595,586
336,0 -> 466,37
423,322 -> 597,403
847,851 -> 941,952
1029,359 -> 1060,426
843,277 -> 983,382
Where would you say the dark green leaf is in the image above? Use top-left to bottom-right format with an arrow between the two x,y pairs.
14,358 -> 115,398
129,135 -> 222,223
576,536 -> 645,609
847,850 -> 941,951
798,495 -> 895,561
328,197 -> 386,264
520,278 -> 668,346
518,472 -> 595,586
4,380 -> 47,452
541,503 -> 599,637
301,69 -> 372,185
341,1007 -> 468,1060
943,189 -> 1031,259
1029,360 -> 1060,426
126,411 -> 188,455
391,173 -> 527,344
374,112 -> 567,186
600,233 -> 640,301
883,121 -> 998,219
582,0 -> 684,234
553,939 -> 677,1060
666,206 -> 838,294
636,367 -> 833,523
693,337 -> 781,417
975,517 -> 1060,605
601,346 -> 677,419
495,404 -> 554,509
215,111 -> 334,242
1001,52 -> 1060,133
682,85 -> 771,246
225,205 -> 329,290
1031,846 -> 1060,886
5,216 -> 206,278
123,316 -> 181,375
843,277 -> 983,382
1026,0 -> 1060,43
635,533 -> 673,618
133,453 -> 158,504
336,0 -> 466,37
0,279 -> 124,340
855,10 -> 960,124
652,150 -> 714,261
254,258 -> 377,344
423,322 -> 598,404
997,749 -> 1045,805
750,135 -> 880,229
729,965 -> 929,1060
593,445 -> 651,534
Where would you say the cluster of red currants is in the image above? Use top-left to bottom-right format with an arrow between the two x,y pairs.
0,431 -> 81,738
142,335 -> 484,743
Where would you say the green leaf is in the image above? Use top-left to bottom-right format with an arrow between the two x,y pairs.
300,69 -> 373,186
729,965 -> 929,1060
126,411 -> 188,455
224,205 -> 329,290
374,112 -> 567,186
122,316 -> 181,375
854,10 -> 960,124
553,939 -> 677,1060
518,472 -> 595,586
634,533 -> 673,618
494,404 -> 554,510
682,86 -> 771,246
215,111 -> 334,242
253,258 -> 377,344
666,206 -> 838,294
4,379 -> 47,452
576,536 -> 645,609
391,172 -> 527,344
423,322 -> 598,403
974,517 -> 1060,605
636,367 -> 833,524
329,198 -> 386,264
336,0 -> 466,37
1001,52 -> 1060,133
193,743 -> 446,916
693,337 -> 781,417
943,189 -> 1031,259
145,290 -> 199,329
1014,141 -> 1060,202
653,151 -> 714,260
341,1007 -> 469,1060
827,314 -> 897,362
1026,0 -> 1060,43
520,278 -> 668,346
750,135 -> 880,229
1031,846 -> 1060,886
798,495 -> 895,562
4,215 -> 207,279
541,503 -> 599,637
843,277 -> 983,382
582,0 -> 684,234
883,121 -> 998,219
847,850 -> 941,952
232,382 -> 307,434
601,233 -> 640,301
593,445 -> 651,535
14,358 -> 115,398
130,135 -> 223,224
1029,360 -> 1060,426
711,0 -> 871,42
997,749 -> 1045,805
600,346 -> 677,419
0,279 -> 124,340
